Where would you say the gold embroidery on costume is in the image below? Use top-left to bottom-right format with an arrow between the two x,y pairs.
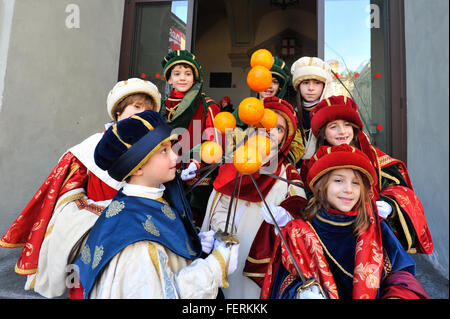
92,245 -> 104,269
55,192 -> 85,210
75,197 -> 106,216
81,245 -> 91,265
142,216 -> 160,236
105,200 -> 125,218
60,164 -> 80,191
161,205 -> 176,220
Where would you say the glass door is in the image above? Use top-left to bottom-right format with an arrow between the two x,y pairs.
119,0 -> 194,99
318,0 -> 392,153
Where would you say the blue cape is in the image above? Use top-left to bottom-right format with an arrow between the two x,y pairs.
74,177 -> 202,298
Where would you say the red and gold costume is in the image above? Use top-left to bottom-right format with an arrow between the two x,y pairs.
202,97 -> 308,298
301,95 -> 433,254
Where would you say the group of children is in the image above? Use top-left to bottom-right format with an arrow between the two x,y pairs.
0,49 -> 433,299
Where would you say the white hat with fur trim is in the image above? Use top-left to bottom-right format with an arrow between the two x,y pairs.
291,57 -> 333,100
106,78 -> 161,120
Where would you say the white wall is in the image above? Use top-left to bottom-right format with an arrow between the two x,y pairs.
0,0 -> 124,253
405,0 -> 449,278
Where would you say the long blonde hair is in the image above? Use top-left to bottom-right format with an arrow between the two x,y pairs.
303,169 -> 372,236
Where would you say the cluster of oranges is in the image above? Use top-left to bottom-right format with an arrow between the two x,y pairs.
200,49 -> 277,175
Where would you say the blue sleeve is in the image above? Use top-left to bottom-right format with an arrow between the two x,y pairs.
381,220 -> 416,276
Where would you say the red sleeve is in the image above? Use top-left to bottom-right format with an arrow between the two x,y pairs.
279,163 -> 307,219
205,101 -> 224,145
380,270 -> 431,299
86,172 -> 118,202
0,152 -> 88,274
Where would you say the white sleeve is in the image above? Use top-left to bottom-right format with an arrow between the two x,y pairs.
89,241 -> 228,299
175,249 -> 228,298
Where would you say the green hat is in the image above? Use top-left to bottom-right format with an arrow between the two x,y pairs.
161,50 -> 203,82
270,56 -> 290,98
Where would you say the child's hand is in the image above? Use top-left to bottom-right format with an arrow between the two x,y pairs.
181,162 -> 197,181
261,203 -> 292,227
198,230 -> 215,254
213,240 -> 240,275
376,200 -> 393,219
298,284 -> 326,299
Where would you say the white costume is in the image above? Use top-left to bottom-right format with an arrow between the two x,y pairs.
201,164 -> 306,298
87,184 -> 228,299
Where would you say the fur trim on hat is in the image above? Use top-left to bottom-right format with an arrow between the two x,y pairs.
290,56 -> 333,100
306,144 -> 377,190
106,78 -> 161,120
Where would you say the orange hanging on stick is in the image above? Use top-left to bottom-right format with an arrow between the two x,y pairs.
256,108 -> 278,131
213,112 -> 236,134
200,141 -> 223,164
247,66 -> 272,92
233,145 -> 262,175
238,97 -> 264,126
250,49 -> 274,69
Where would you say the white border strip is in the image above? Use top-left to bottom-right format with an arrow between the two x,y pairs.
0,0 -> 15,112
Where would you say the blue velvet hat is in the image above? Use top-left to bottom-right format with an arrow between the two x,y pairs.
94,110 -> 178,182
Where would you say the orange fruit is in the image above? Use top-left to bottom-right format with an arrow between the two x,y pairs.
213,111 -> 236,134
238,97 -> 264,126
200,141 -> 223,164
245,134 -> 271,159
250,49 -> 273,69
256,108 -> 278,130
233,145 -> 262,175
247,66 -> 272,92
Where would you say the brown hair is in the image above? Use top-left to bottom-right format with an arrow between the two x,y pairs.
295,90 -> 306,142
167,63 -> 194,80
114,93 -> 155,121
303,169 -> 371,236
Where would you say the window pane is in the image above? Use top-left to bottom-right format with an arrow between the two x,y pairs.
324,0 -> 390,153
131,1 -> 189,99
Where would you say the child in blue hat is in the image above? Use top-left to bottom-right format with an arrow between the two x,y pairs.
74,110 -> 239,298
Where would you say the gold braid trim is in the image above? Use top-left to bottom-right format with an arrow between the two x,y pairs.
212,249 -> 229,288
55,192 -> 85,210
147,242 -> 161,277
380,171 -> 401,185
243,272 -> 266,278
60,163 -> 80,191
389,200 -> 413,251
246,256 -> 271,264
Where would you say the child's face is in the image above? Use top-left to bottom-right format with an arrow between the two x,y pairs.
270,113 -> 287,147
326,168 -> 361,212
117,97 -> 154,121
260,77 -> 280,99
324,119 -> 354,146
135,141 -> 178,187
168,65 -> 194,93
299,79 -> 324,102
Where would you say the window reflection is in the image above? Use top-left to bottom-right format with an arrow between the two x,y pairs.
324,0 -> 389,152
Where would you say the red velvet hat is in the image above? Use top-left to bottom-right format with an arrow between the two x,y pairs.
306,144 -> 377,190
310,95 -> 363,137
